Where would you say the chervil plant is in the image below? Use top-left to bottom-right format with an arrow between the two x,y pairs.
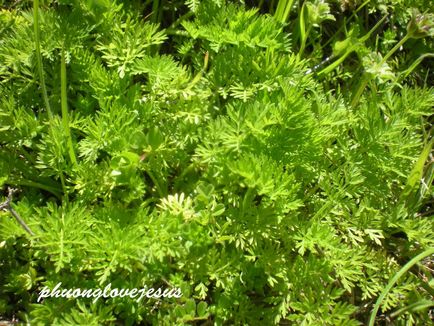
0,0 -> 433,325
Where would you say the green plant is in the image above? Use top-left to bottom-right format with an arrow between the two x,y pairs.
0,0 -> 433,324
350,8 -> 434,107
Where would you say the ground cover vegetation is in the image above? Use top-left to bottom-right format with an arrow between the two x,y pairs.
0,0 -> 433,324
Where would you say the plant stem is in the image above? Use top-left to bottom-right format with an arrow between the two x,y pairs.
0,188 -> 35,236
186,51 -> 209,90
167,11 -> 193,30
34,0 -> 70,202
9,206 -> 35,236
147,170 -> 165,197
152,0 -> 161,24
351,33 -> 411,107
390,300 -> 434,318
270,0 -> 276,15
59,172 -> 69,204
350,75 -> 369,108
33,0 -> 53,120
61,46 -> 77,167
241,187 -> 254,218
298,24 -> 311,57
18,147 -> 36,165
400,53 -> 434,80
318,14 -> 388,76
274,0 -> 294,23
381,33 -> 411,64
320,0 -> 371,51
10,179 -> 62,198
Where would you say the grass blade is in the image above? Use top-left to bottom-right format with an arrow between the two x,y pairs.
368,247 -> 434,326
399,138 -> 433,205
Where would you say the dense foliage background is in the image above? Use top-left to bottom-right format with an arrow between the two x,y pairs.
0,0 -> 433,324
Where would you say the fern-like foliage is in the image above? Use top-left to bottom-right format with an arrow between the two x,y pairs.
0,0 -> 433,325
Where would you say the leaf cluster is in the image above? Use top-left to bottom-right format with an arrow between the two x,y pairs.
0,0 -> 433,325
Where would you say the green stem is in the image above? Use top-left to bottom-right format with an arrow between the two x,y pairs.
0,189 -> 35,236
59,173 -> 68,203
368,247 -> 434,326
270,0 -> 276,15
10,179 -> 62,198
350,75 -> 369,108
18,148 -> 37,165
400,53 -> 434,80
147,169 -> 165,198
282,0 -> 294,23
351,33 -> 411,107
275,0 -> 294,23
298,24 -> 312,57
9,207 -> 35,236
390,300 -> 434,318
317,14 -> 388,77
178,162 -> 196,181
152,0 -> 161,24
61,47 -> 77,166
415,275 -> 434,297
381,33 -> 411,64
33,0 -> 53,120
317,53 -> 346,76
34,1 -> 71,202
167,11 -> 193,30
241,187 -> 255,218
399,138 -> 433,205
320,0 -> 371,51
186,51 -> 209,90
